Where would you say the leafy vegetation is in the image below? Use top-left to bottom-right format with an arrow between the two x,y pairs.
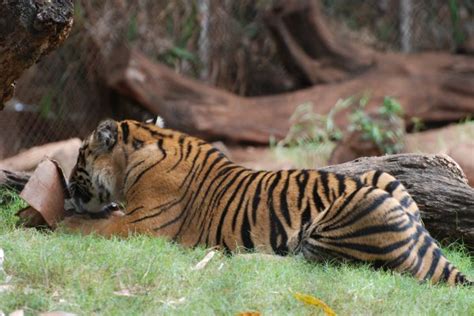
0,189 -> 473,315
272,95 -> 406,167
348,96 -> 405,154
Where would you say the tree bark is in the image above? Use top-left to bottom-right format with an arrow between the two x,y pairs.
264,0 -> 375,85
2,153 -> 473,250
320,153 -> 474,251
0,0 -> 74,109
108,48 -> 474,144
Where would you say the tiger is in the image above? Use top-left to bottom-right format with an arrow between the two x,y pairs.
57,118 -> 471,286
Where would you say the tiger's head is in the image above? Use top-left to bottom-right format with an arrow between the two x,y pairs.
67,117 -> 166,214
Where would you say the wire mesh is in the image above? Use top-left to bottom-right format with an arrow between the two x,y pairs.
1,0 -> 472,159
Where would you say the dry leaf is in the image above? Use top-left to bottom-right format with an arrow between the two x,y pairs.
237,312 -> 261,316
191,250 -> 217,270
294,292 -> 336,316
18,159 -> 69,228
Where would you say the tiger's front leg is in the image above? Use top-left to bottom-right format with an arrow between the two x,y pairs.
60,212 -> 132,237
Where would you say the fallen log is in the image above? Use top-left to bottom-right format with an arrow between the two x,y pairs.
330,123 -> 474,185
107,0 -> 473,144
0,0 -> 74,109
108,48 -> 474,144
0,138 -> 81,177
2,153 -> 473,251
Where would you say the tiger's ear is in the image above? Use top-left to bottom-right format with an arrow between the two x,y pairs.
145,116 -> 165,128
94,119 -> 118,151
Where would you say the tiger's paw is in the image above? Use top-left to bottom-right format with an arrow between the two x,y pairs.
59,214 -> 113,236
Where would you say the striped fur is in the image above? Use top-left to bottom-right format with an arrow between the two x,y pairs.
64,119 -> 472,286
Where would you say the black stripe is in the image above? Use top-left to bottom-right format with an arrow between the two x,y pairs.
121,122 -> 129,144
267,172 -> 288,255
423,247 -> 441,281
300,204 -> 311,228
193,164 -> 242,247
124,159 -> 146,189
129,159 -> 163,189
215,171 -> 252,245
251,172 -> 268,225
320,171 -> 331,202
323,233 -> 414,255
205,168 -> 248,245
193,162 -> 238,227
441,261 -> 452,283
303,242 -> 360,261
168,136 -> 186,171
184,142 -> 193,161
296,171 -> 309,210
372,170 -> 383,186
179,147 -> 202,189
335,173 -> 346,197
241,199 -> 255,250
400,195 -> 413,208
231,172 -> 259,231
153,190 -> 196,231
312,177 -> 326,212
173,150 -> 227,237
279,170 -> 293,227
126,206 -> 144,216
385,180 -> 400,195
322,219 -> 412,240
328,190 -> 390,231
411,233 -> 432,275
316,187 -> 360,227
135,123 -> 172,138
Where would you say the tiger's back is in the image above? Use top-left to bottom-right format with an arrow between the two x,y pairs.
65,119 -> 472,286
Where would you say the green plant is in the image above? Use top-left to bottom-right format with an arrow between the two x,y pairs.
274,95 -> 406,166
410,117 -> 425,133
448,0 -> 466,47
127,14 -> 139,42
38,91 -> 55,119
348,96 -> 405,154
277,99 -> 352,148
271,99 -> 353,167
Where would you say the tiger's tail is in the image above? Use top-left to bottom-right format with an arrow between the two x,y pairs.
294,185 -> 472,286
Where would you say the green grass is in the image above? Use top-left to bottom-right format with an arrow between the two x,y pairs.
0,189 -> 473,315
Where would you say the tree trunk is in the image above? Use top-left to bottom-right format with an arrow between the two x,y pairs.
0,0 -> 74,109
108,48 -> 474,144
264,0 -> 375,84
1,153 -> 473,250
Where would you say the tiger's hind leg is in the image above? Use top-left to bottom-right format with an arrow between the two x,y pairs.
293,186 -> 471,286
359,170 -> 422,223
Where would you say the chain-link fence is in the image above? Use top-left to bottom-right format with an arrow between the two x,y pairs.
1,0 -> 472,159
